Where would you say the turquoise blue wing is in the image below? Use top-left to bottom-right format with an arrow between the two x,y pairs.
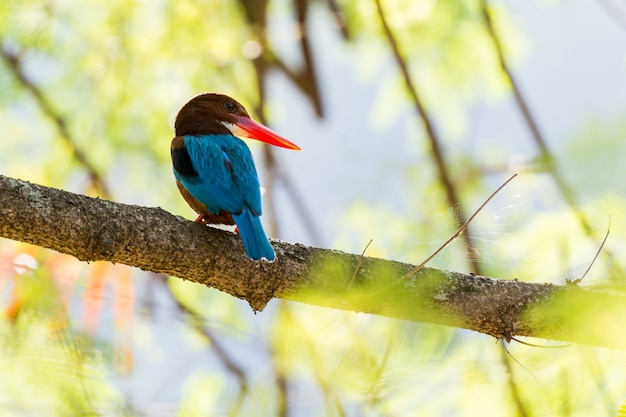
174,135 -> 262,216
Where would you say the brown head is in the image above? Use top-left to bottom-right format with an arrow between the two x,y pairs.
175,93 -> 250,136
174,93 -> 300,150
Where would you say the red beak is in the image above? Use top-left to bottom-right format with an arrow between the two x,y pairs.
233,115 -> 301,150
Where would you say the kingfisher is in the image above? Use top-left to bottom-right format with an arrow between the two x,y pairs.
171,93 -> 300,261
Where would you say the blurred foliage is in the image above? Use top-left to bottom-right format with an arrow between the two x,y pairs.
0,246 -> 126,415
3,0 -> 626,416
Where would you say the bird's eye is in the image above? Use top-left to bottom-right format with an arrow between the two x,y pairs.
224,101 -> 236,113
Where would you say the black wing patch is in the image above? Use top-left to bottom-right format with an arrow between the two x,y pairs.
171,137 -> 198,177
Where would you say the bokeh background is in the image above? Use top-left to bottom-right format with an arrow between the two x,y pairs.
2,0 -> 626,415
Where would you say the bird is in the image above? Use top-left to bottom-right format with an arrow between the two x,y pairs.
171,93 -> 300,261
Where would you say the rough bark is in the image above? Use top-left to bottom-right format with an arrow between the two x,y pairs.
1,174 -> 625,349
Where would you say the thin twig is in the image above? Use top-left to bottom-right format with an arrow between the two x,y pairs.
500,339 -> 536,381
567,215 -> 611,285
397,173 -> 517,284
348,239 -> 373,290
374,0 -> 482,275
510,336 -> 570,349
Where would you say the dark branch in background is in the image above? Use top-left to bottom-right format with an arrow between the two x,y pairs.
0,44 -> 111,198
237,0 -> 324,245
596,0 -> 626,31
373,0 -> 482,275
3,174 -> 626,350
239,0 -> 281,238
155,274 -> 249,412
278,302 -> 346,416
293,0 -> 324,118
326,0 -> 351,40
480,1 -> 620,274
272,343 -> 290,417
480,2 -> 550,159
238,0 -> 325,118
500,346 -> 531,417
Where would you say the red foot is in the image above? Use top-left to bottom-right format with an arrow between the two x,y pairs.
194,214 -> 211,225
194,214 -> 238,234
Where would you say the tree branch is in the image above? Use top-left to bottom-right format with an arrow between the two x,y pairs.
1,174 -> 625,349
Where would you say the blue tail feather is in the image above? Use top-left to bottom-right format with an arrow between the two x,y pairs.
233,208 -> 275,261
